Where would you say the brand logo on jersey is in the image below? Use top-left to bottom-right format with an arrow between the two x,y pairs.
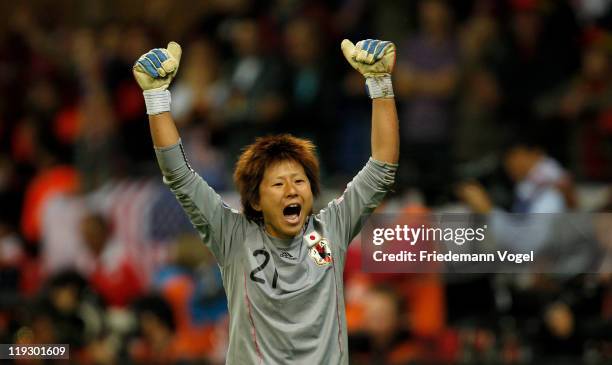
308,238 -> 332,266
279,251 -> 296,260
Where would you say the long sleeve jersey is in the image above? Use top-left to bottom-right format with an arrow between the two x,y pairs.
155,141 -> 396,364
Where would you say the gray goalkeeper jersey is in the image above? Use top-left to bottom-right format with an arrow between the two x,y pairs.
155,142 -> 396,365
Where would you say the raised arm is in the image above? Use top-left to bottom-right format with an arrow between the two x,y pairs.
341,39 -> 399,164
132,42 -> 182,147
371,98 -> 399,163
318,39 -> 399,249
132,42 -> 247,265
149,112 -> 180,147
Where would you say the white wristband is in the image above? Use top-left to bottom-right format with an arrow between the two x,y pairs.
365,75 -> 394,99
143,89 -> 171,115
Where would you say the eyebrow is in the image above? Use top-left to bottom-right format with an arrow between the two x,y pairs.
271,172 -> 304,180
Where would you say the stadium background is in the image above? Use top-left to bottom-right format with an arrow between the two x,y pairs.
0,0 -> 611,364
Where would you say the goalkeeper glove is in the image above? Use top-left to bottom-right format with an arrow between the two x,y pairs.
132,41 -> 182,115
341,39 -> 396,99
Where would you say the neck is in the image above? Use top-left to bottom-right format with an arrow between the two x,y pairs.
264,223 -> 294,240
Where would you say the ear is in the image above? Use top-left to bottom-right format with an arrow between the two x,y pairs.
251,199 -> 262,212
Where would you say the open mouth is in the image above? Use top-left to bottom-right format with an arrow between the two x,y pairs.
282,203 -> 302,224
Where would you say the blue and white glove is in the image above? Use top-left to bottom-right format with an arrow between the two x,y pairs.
341,39 -> 396,99
132,42 -> 182,115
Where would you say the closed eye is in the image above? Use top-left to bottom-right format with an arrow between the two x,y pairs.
273,182 -> 283,187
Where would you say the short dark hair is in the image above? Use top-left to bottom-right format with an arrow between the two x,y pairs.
233,134 -> 320,221
502,128 -> 546,155
133,294 -> 175,331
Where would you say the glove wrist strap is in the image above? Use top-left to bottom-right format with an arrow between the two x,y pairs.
143,89 -> 171,115
365,75 -> 394,99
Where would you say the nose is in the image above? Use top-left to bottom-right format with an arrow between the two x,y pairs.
285,181 -> 298,197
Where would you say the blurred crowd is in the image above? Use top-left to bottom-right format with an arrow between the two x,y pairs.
0,0 -> 612,364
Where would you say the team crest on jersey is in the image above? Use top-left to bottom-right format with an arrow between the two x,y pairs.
305,231 -> 332,266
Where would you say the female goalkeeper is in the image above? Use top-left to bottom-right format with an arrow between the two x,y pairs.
133,38 -> 399,364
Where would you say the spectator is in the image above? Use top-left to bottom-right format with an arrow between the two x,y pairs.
497,0 -> 580,124
152,233 -> 227,362
458,134 -> 575,215
557,27 -> 612,180
31,270 -> 104,352
282,16 -> 340,175
220,17 -> 286,162
349,285 -> 421,365
457,135 -> 579,255
170,37 -> 230,190
79,212 -> 144,308
72,28 -> 121,191
129,294 -> 183,365
171,37 -> 227,128
453,68 -> 503,165
395,0 -> 459,204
